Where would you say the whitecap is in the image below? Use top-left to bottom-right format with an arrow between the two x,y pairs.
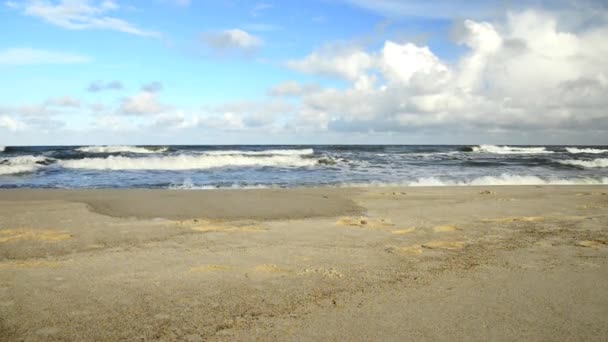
75,145 -> 168,154
565,147 -> 608,154
59,154 -> 319,170
559,158 -> 608,168
338,174 -> 608,187
0,155 -> 49,175
201,148 -> 314,156
472,145 -> 553,154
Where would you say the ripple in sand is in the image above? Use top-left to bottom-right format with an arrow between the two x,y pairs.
0,229 -> 72,243
392,227 -> 416,235
191,225 -> 266,233
575,240 -> 607,248
298,267 -> 343,278
189,265 -> 235,273
432,225 -> 459,232
422,241 -> 466,250
483,216 -> 544,223
336,216 -> 395,229
385,245 -> 423,255
0,260 -> 62,270
254,264 -> 291,273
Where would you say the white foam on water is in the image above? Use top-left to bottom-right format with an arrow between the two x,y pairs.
566,147 -> 608,154
169,178 -> 273,190
76,145 -> 168,154
559,158 -> 608,168
472,145 -> 553,154
338,174 -> 608,187
59,154 -> 319,170
0,146 -> 5,152
410,174 -> 607,186
0,155 -> 48,175
201,148 -> 314,156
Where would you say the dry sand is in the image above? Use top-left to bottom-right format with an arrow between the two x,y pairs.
0,186 -> 607,341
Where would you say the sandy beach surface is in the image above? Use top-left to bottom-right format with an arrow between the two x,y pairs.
1,186 -> 607,341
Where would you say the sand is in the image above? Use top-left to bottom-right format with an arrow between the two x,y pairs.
0,186 -> 607,341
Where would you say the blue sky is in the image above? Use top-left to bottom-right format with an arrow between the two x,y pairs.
1,0 -> 607,145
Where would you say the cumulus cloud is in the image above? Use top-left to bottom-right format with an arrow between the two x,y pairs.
7,0 -> 159,37
280,9 -> 608,140
87,80 -> 123,92
287,46 -> 374,81
201,29 -> 263,54
0,47 -> 91,65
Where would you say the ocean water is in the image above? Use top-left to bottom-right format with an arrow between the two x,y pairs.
0,145 -> 607,189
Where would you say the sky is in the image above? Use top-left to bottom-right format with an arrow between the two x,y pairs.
0,0 -> 607,145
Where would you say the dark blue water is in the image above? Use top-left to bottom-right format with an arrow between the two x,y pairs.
0,145 -> 607,188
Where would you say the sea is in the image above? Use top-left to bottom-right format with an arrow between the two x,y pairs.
0,145 -> 607,189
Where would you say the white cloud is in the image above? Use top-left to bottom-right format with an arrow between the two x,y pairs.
269,81 -> 320,97
202,29 -> 263,53
287,47 -> 374,81
282,10 -> 608,140
251,2 -> 272,17
120,91 -> 168,116
0,48 -> 91,65
0,115 -> 24,132
9,0 -> 159,37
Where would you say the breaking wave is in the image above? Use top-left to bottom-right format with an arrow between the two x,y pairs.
566,147 -> 608,154
559,158 -> 608,168
75,145 -> 168,154
472,145 -> 553,154
0,155 -> 49,175
59,154 -> 321,170
0,146 -> 4,153
201,148 -> 314,156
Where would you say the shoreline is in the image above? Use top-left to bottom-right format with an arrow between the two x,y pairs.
0,185 -> 606,220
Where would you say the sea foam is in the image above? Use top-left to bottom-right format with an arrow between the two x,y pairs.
559,158 -> 608,168
566,147 -> 608,154
0,155 -> 48,175
201,148 -> 314,156
59,154 -> 320,170
472,145 -> 553,154
408,174 -> 608,186
339,174 -> 608,187
76,145 -> 168,154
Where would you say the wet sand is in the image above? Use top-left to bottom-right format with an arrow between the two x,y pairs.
0,186 -> 607,341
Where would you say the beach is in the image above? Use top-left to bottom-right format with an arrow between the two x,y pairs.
1,185 -> 607,341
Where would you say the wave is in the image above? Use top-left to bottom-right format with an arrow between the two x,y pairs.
0,146 -> 4,152
559,158 -> 608,168
59,154 -> 321,170
566,147 -> 608,154
0,156 -> 49,175
201,148 -> 314,156
340,174 -> 608,187
169,178 -> 273,190
472,145 -> 553,154
75,145 -> 168,154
